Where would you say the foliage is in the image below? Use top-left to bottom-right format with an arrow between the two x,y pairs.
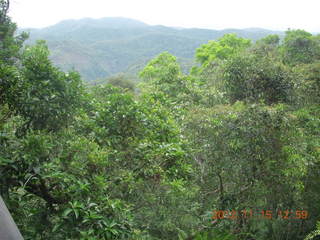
0,0 -> 28,108
139,52 -> 194,109
1,3 -> 320,240
105,73 -> 136,91
12,40 -> 85,132
281,29 -> 320,65
293,61 -> 320,105
304,222 -> 320,240
221,53 -> 293,104
257,34 -> 280,46
193,34 -> 251,73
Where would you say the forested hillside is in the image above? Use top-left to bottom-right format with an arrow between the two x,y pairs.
1,0 -> 320,239
22,17 -> 282,82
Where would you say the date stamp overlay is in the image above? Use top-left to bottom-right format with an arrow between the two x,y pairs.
211,209 -> 309,220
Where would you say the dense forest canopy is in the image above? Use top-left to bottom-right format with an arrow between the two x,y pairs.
1,0 -> 320,239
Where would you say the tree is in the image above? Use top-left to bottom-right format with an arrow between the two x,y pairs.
106,73 -> 135,92
222,52 -> 293,104
251,34 -> 281,59
193,34 -> 251,72
0,0 -> 27,108
13,40 -> 85,133
140,52 -> 181,85
257,34 -> 280,46
139,52 -> 191,102
282,29 -> 320,65
294,61 -> 320,105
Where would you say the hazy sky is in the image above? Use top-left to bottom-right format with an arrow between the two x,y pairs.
9,0 -> 320,32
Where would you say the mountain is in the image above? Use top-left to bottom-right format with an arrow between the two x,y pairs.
21,17 -> 283,82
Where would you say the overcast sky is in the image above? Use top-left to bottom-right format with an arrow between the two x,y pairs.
9,0 -> 320,32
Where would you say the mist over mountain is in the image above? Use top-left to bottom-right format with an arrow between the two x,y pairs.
22,17 -> 283,82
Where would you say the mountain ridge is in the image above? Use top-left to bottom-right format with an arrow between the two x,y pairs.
21,17 -> 284,82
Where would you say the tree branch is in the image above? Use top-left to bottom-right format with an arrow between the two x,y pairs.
25,174 -> 68,205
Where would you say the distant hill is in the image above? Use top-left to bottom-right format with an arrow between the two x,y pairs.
21,17 -> 283,82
